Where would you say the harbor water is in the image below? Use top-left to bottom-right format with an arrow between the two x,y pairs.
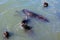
0,0 -> 60,40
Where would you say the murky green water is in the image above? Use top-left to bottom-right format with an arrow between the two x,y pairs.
0,0 -> 60,40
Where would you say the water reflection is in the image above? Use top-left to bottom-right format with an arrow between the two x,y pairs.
26,29 -> 40,40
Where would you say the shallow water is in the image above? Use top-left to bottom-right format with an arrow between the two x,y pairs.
0,0 -> 60,40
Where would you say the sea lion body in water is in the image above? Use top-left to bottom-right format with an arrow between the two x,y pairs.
22,9 -> 49,22
3,31 -> 10,39
21,19 -> 32,31
44,2 -> 48,7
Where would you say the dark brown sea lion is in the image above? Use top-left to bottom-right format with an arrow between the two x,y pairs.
22,9 -> 49,22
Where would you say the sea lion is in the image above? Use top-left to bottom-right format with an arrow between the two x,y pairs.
22,9 -> 49,22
